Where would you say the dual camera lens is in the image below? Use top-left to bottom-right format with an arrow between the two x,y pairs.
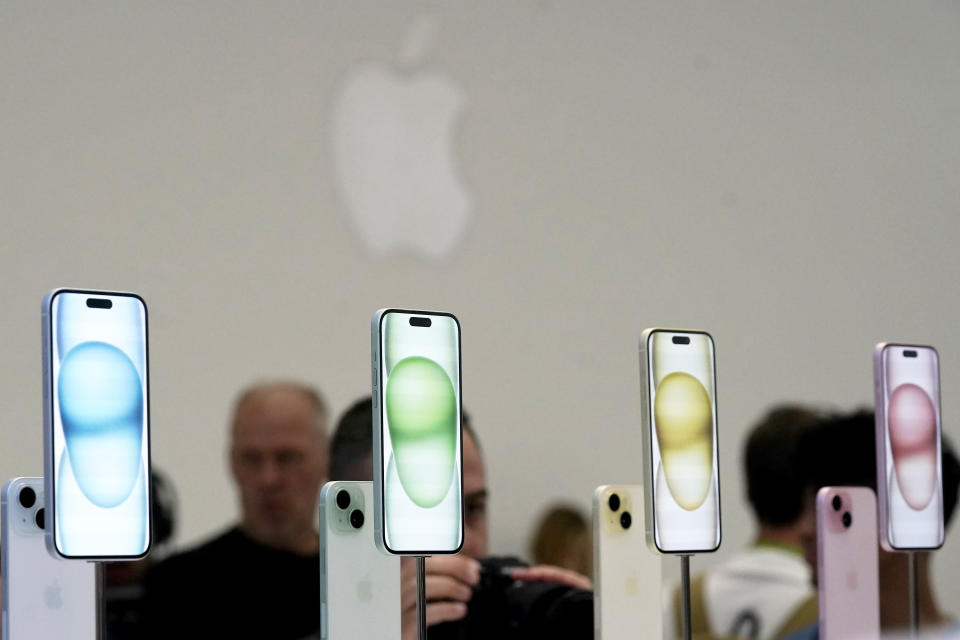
607,493 -> 631,529
831,495 -> 852,528
336,489 -> 365,529
18,487 -> 44,529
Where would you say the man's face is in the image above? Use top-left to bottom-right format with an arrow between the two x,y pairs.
461,430 -> 489,559
230,388 -> 328,550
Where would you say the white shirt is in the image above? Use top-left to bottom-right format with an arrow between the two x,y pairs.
664,544 -> 815,640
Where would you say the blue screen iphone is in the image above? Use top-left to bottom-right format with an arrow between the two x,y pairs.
42,288 -> 151,559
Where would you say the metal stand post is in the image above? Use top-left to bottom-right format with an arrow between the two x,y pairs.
95,561 -> 104,640
908,551 -> 918,637
680,555 -> 692,640
417,556 -> 427,640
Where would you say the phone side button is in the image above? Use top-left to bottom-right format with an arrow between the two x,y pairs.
320,602 -> 327,639
372,393 -> 377,409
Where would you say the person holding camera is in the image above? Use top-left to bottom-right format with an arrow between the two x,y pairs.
330,398 -> 593,640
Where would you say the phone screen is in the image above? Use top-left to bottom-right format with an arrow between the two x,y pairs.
48,291 -> 150,558
645,330 -> 720,552
876,344 -> 943,549
378,310 -> 462,553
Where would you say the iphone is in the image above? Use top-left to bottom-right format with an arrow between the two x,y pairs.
874,343 -> 943,551
816,486 -> 880,640
592,485 -> 662,640
371,309 -> 463,555
639,329 -> 721,554
42,289 -> 151,559
320,481 -> 400,639
2,478 -> 97,639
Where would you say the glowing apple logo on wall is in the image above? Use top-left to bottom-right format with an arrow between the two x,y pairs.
330,15 -> 472,261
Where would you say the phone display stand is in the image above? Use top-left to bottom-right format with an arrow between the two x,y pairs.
416,556 -> 427,640
908,551 -> 918,637
95,561 -> 104,640
679,555 -> 692,640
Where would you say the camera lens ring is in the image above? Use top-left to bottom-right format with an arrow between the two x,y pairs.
842,512 -> 852,528
350,509 -> 365,529
35,507 -> 46,530
18,486 -> 36,509
832,496 -> 842,511
608,494 -> 621,512
336,489 -> 351,510
620,511 -> 632,530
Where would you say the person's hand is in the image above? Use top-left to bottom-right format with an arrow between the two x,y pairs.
400,556 -> 482,640
509,564 -> 593,591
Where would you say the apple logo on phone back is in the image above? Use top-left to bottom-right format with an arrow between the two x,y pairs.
44,582 -> 64,610
357,575 -> 374,602
331,14 -> 472,261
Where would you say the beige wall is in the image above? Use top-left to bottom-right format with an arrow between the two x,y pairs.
2,1 -> 958,615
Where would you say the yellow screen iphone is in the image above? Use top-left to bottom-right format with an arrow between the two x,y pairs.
639,329 -> 721,554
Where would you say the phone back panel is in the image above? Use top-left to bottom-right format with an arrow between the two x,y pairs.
320,481 -> 400,640
593,485 -> 662,640
2,478 -> 97,640
816,487 -> 879,640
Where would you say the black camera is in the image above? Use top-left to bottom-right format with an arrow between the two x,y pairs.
429,556 -> 592,640
18,486 -> 36,509
349,509 -> 364,529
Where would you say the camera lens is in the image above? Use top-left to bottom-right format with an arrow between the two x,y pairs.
18,487 -> 36,509
842,512 -> 852,528
620,512 -> 632,529
608,494 -> 620,512
832,496 -> 842,511
35,508 -> 45,530
336,490 -> 350,510
350,509 -> 365,529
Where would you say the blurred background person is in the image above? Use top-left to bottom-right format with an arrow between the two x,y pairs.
788,410 -> 960,639
145,381 -> 329,639
666,405 -> 821,640
529,504 -> 592,580
330,397 -> 593,640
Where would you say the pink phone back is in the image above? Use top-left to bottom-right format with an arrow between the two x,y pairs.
817,487 -> 880,640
